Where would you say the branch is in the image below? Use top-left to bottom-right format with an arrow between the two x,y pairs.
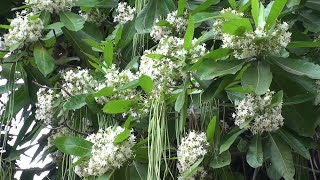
32,80 -> 73,97
15,162 -> 56,175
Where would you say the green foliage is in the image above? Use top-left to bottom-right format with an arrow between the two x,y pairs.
53,136 -> 93,157
1,0 -> 320,179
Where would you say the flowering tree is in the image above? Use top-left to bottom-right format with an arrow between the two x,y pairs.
1,0 -> 320,179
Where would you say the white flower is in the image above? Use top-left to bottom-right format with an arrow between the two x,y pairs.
212,8 -> 244,39
35,88 -> 55,124
139,36 -> 207,95
221,22 -> 291,59
61,68 -> 97,98
3,10 -> 43,48
114,2 -> 135,24
150,10 -> 188,41
177,131 -> 208,177
24,0 -> 77,13
73,126 -> 136,177
233,90 -> 284,134
79,9 -> 106,26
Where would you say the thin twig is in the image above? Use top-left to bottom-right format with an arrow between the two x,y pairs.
32,80 -> 73,97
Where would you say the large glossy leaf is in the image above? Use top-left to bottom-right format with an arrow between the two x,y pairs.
277,129 -> 311,159
59,11 -> 85,31
266,0 -> 287,30
63,94 -> 88,110
305,0 -> 320,11
246,135 -> 263,168
103,100 -> 133,114
33,43 -> 55,76
219,127 -> 246,154
221,18 -> 253,35
75,0 -> 117,8
139,75 -> 154,93
53,136 -> 93,157
197,60 -> 246,80
241,61 -> 272,95
269,133 -> 295,180
210,150 -> 231,169
135,0 -> 175,33
191,0 -> 219,15
272,66 -> 320,136
62,25 -> 100,60
270,57 -> 320,79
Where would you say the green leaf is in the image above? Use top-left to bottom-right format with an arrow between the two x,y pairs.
206,116 -> 216,144
192,0 -> 219,15
287,0 -> 301,8
219,127 -> 246,154
269,133 -> 295,180
139,75 -> 154,93
251,0 -> 259,27
64,94 -> 88,110
62,26 -> 101,60
33,43 -> 55,76
228,0 -> 236,9
287,41 -> 320,48
283,93 -> 315,106
117,79 -> 140,91
0,24 -> 12,29
271,90 -> 283,106
94,87 -> 114,97
103,100 -> 133,114
178,0 -> 187,16
277,129 -> 311,159
270,57 -> 320,79
210,150 -> 231,168
75,0 -> 117,8
181,157 -> 204,178
193,12 -> 218,23
114,129 -> 131,144
266,0 -> 287,30
83,39 -> 103,51
59,11 -> 85,31
221,18 -> 253,35
135,0 -> 175,33
184,16 -> 194,50
53,136 -> 93,157
103,41 -> 113,67
246,135 -> 263,168
241,61 -> 272,95
257,2 -> 266,28
198,60 -> 246,80
96,170 -> 115,180
175,77 -> 188,112
203,48 -> 232,60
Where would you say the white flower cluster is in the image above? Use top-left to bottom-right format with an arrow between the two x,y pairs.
79,9 -> 106,26
3,10 -> 43,48
150,10 -> 188,41
233,91 -> 284,134
139,36 -> 207,93
114,2 -> 136,24
222,22 -> 292,59
24,0 -> 77,13
95,65 -> 145,118
73,126 -> 136,177
212,8 -> 244,39
177,131 -> 208,177
61,68 -> 97,98
35,88 -> 55,124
